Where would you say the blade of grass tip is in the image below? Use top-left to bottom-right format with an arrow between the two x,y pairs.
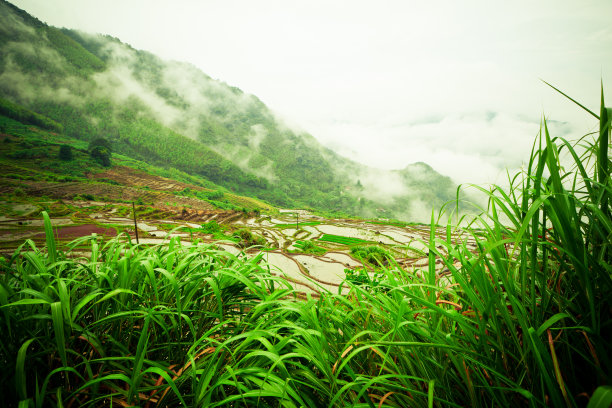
34,374 -> 40,408
541,79 -> 599,119
17,338 -> 36,401
89,236 -> 99,276
428,209 -> 436,288
598,85 -> 610,229
42,211 -> 57,265
536,313 -> 571,337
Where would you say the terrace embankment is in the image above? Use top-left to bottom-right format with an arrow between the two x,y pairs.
1,197 -> 477,297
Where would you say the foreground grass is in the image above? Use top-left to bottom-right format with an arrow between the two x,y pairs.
0,89 -> 611,407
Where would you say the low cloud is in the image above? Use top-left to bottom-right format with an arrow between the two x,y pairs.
92,64 -> 183,126
308,110 -> 576,187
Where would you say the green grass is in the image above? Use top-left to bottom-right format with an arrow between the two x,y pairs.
318,234 -> 370,245
0,86 -> 610,407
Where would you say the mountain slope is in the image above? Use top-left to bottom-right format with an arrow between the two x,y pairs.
0,0 -> 460,221
0,101 -> 275,215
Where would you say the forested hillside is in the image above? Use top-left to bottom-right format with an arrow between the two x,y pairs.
0,0 -> 459,221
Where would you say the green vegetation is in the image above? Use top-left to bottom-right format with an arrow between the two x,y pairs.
0,112 -> 274,213
0,97 -> 64,133
318,234 -> 370,245
350,245 -> 394,267
88,137 -> 112,167
1,2 -> 611,405
0,88 -> 610,407
292,239 -> 327,255
177,188 -> 251,212
366,219 -> 411,227
344,267 -> 387,290
58,144 -> 73,161
233,228 -> 267,249
200,219 -> 222,234
197,220 -> 237,242
0,116 -> 103,181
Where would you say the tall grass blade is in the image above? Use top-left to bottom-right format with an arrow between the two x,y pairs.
16,339 -> 35,401
41,211 -> 56,265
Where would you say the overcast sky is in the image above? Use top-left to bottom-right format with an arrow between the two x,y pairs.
11,0 -> 612,185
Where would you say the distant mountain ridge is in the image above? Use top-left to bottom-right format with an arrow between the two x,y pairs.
0,0 -> 460,221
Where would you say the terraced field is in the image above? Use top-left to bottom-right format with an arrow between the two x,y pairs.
1,199 -> 477,296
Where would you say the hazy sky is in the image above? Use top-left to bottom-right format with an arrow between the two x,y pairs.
10,0 -> 612,185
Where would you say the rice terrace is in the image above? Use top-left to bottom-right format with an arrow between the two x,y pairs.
0,1 -> 611,407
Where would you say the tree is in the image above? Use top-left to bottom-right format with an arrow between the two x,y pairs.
58,144 -> 73,161
89,137 -> 112,167
91,145 -> 111,166
88,137 -> 112,153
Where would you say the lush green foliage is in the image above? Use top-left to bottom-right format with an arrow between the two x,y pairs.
0,115 -> 103,180
196,220 -> 238,242
292,240 -> 327,255
0,113 -> 275,213
350,245 -> 394,267
233,229 -> 267,249
1,88 -> 609,407
0,97 -> 63,133
89,146 -> 111,167
344,267 -> 387,290
200,220 -> 222,234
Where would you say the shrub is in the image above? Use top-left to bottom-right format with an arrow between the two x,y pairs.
58,144 -> 72,161
233,228 -> 266,248
90,145 -> 111,167
12,187 -> 25,197
88,137 -> 112,153
350,245 -> 393,267
201,219 -> 221,234
293,240 -> 326,255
